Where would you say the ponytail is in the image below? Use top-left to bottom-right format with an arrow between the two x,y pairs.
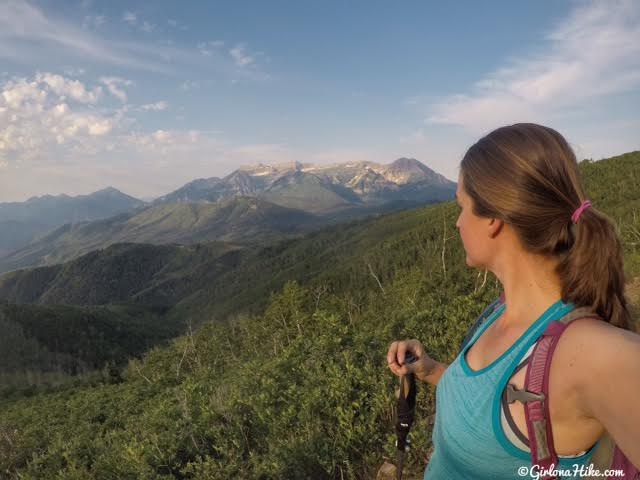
556,203 -> 631,329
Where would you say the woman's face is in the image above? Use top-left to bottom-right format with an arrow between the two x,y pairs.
455,174 -> 489,268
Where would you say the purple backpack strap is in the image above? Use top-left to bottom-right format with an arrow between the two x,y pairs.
523,307 -> 601,480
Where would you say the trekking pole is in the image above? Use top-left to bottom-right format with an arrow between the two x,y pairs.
395,351 -> 417,480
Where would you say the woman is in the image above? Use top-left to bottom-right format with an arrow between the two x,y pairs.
387,123 -> 640,479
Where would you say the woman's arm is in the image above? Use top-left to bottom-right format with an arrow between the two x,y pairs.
416,361 -> 449,386
563,318 -> 640,468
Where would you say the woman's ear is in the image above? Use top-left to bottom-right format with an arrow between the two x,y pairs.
487,218 -> 504,238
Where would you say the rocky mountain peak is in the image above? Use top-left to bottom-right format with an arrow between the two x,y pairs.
239,160 -> 307,176
383,157 -> 439,185
93,187 -> 124,197
389,157 -> 423,170
222,170 -> 259,195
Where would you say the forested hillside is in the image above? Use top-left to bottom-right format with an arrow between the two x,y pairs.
0,303 -> 182,396
0,197 -> 321,274
0,242 -> 243,307
0,152 -> 638,479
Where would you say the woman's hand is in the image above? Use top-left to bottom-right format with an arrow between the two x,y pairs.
387,339 -> 437,380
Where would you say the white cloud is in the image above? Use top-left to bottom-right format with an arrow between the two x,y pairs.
153,130 -> 170,142
1,79 -> 47,108
0,1 -> 175,73
179,80 -> 199,92
87,118 -> 113,136
0,73 -> 121,163
82,14 -> 105,30
167,19 -> 189,31
38,73 -> 102,103
100,76 -> 133,102
229,44 -> 255,67
198,40 -> 224,56
425,0 -> 640,134
123,11 -> 137,26
140,101 -> 168,111
122,129 -> 214,159
0,64 -> 271,202
0,73 -> 227,192
123,11 -> 155,33
0,2 -> 268,80
140,21 -> 155,33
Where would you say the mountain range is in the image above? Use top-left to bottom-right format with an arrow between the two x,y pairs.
154,157 -> 455,212
0,188 -> 145,258
0,197 -> 319,273
0,158 -> 456,273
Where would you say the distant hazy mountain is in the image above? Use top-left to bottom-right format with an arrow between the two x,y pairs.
0,188 -> 145,256
0,196 -> 320,273
154,158 -> 456,213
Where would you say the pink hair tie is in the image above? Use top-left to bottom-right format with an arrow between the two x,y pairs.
571,200 -> 592,224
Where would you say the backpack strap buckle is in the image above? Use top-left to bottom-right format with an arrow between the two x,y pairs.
505,383 -> 545,404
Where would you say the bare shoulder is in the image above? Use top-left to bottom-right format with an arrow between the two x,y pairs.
555,317 -> 640,376
557,316 -> 639,357
554,316 -> 640,413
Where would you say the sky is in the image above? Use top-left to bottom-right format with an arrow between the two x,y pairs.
0,0 -> 638,202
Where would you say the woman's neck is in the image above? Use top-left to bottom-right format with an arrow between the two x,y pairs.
492,249 -> 563,329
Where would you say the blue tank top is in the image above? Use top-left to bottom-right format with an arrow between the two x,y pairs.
424,299 -> 603,479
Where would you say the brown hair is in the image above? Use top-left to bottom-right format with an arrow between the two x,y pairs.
460,123 -> 631,330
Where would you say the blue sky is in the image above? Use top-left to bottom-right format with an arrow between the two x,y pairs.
0,0 -> 638,202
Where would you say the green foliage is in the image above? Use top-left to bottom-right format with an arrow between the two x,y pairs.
0,273 -> 495,479
579,152 -> 640,274
0,303 -> 181,395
